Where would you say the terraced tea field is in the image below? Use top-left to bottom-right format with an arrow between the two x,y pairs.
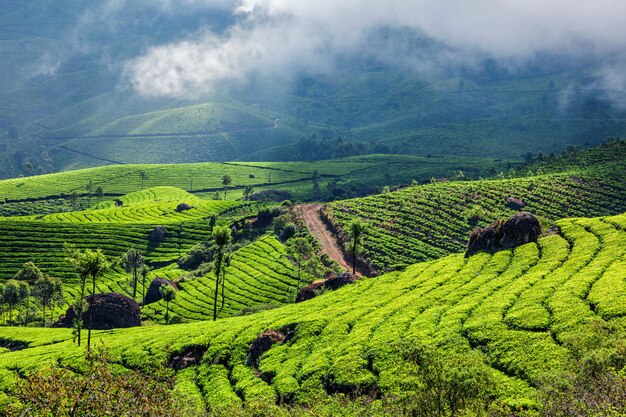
325,169 -> 626,271
0,187 -> 244,301
142,235 -> 298,322
0,212 -> 623,410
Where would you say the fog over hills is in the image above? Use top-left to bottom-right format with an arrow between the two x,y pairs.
1,0 -> 625,178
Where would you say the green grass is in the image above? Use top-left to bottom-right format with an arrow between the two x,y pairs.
0,212 -> 624,411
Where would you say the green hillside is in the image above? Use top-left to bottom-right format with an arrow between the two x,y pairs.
325,143 -> 626,272
0,155 -> 509,218
142,235 -> 298,322
0,212 -> 624,413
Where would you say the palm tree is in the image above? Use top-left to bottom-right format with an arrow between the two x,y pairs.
347,219 -> 367,275
66,248 -> 111,350
211,226 -> 232,321
287,238 -> 314,300
160,285 -> 177,324
122,248 -> 144,299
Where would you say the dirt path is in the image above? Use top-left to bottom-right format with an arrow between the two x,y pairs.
299,204 -> 363,277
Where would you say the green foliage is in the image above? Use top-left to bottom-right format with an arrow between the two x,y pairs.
1,346 -> 183,417
12,262 -> 43,283
32,275 -> 63,327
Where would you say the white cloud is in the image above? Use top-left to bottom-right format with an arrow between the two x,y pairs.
126,0 -> 626,97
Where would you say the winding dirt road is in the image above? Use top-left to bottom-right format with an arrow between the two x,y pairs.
299,204 -> 362,277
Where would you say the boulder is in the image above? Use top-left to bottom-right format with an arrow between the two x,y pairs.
62,292 -> 141,330
466,225 -> 501,257
248,329 -> 286,366
168,346 -> 206,370
175,203 -> 192,212
149,225 -> 167,241
499,212 -> 541,249
466,212 -> 541,257
144,277 -> 178,305
296,272 -> 358,302
506,197 -> 526,210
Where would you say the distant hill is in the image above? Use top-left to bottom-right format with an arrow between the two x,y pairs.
1,2 -> 625,178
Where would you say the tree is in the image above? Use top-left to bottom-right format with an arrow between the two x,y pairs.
85,180 -> 94,208
311,170 -> 321,200
287,238 -> 314,300
347,219 -> 368,275
66,248 -> 111,350
211,226 -> 232,321
95,186 -> 104,206
3,280 -> 23,324
17,281 -> 30,325
243,185 -> 254,201
122,248 -> 144,299
140,265 -> 150,304
207,214 -> 218,235
159,285 -> 177,324
138,170 -> 148,190
0,283 -> 5,324
32,275 -> 63,326
221,175 -> 232,199
14,261 -> 43,283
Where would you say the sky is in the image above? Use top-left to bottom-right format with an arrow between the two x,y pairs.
120,0 -> 626,99
48,0 -> 626,102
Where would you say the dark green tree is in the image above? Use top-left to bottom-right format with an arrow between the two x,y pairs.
138,170 -> 148,190
95,186 -> 104,206
122,248 -> 144,299
85,180 -> 94,208
32,275 -> 63,326
221,174 -> 232,199
159,285 -> 177,324
14,261 -> 43,283
66,248 -> 111,350
211,226 -> 232,321
140,265 -> 150,304
243,185 -> 254,201
287,237 -> 314,300
3,280 -> 23,324
347,219 -> 368,275
17,281 -> 30,325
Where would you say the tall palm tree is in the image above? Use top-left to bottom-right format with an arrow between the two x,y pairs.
211,226 -> 232,321
347,219 -> 367,275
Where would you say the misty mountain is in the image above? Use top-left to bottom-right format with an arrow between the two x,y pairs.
1,1 -> 625,178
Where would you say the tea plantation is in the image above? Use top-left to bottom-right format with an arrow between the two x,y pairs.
326,166 -> 626,272
0,212 -> 624,413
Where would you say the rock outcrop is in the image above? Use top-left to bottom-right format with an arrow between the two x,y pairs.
62,292 -> 141,330
149,225 -> 167,241
175,203 -> 192,212
506,197 -> 526,210
248,329 -> 286,366
144,277 -> 178,305
466,212 -> 541,257
296,272 -> 358,302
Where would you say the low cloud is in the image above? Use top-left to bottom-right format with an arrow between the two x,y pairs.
123,0 -> 626,98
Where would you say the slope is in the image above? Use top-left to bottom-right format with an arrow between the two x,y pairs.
324,142 -> 626,271
0,212 -> 624,411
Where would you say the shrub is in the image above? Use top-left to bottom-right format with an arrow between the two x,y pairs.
2,346 -> 184,417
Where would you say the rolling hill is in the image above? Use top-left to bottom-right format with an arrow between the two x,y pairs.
0,211 -> 623,414
324,141 -> 626,271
